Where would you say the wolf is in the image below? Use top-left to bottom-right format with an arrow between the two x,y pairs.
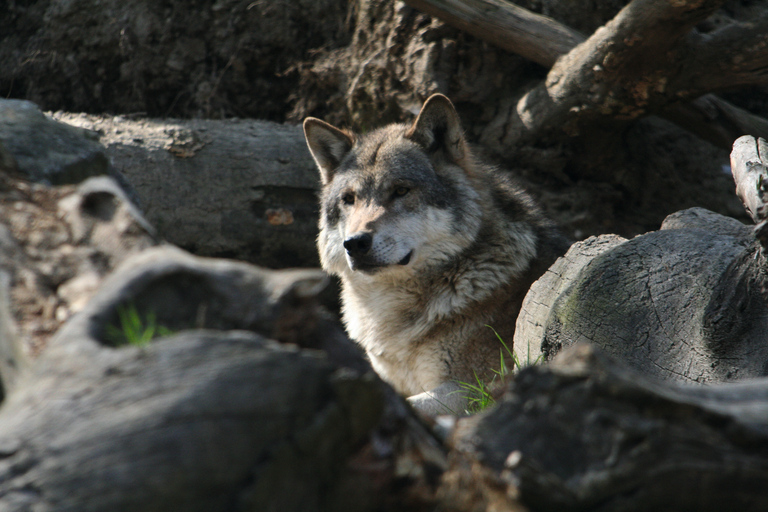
303,94 -> 569,408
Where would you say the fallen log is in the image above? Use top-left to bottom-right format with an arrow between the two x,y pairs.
54,113 -> 322,268
513,207 -> 768,383
514,133 -> 768,382
0,246 -> 446,511
404,0 -> 768,151
451,343 -> 768,512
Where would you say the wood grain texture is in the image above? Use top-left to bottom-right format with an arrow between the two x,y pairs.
514,207 -> 768,383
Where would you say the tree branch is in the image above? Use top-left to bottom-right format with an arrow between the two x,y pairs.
682,14 -> 768,95
404,0 -> 768,152
402,0 -> 584,68
661,95 -> 768,149
498,0 -> 727,150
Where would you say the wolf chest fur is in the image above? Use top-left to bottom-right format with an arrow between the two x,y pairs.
304,94 -> 569,397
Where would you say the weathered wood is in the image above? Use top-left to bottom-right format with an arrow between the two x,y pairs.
492,0 -> 726,150
660,95 -> 768,150
684,13 -> 768,94
0,330 -> 382,512
731,135 -> 768,223
0,175 -> 159,355
513,233 -> 627,366
406,0 -> 768,152
0,246 -> 446,511
0,272 -> 26,397
0,99 -> 109,184
402,0 -> 584,68
54,113 -> 322,268
452,343 -> 768,512
514,207 -> 768,384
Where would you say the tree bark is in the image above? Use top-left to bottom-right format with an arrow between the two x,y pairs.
490,0 -> 726,150
683,13 -> 768,93
452,342 -> 768,512
404,0 -> 768,152
660,95 -> 768,150
402,0 -> 584,68
0,330 -> 383,512
513,207 -> 768,383
0,245 -> 446,511
54,113 -> 322,268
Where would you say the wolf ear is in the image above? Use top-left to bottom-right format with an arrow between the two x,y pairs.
406,94 -> 466,163
303,118 -> 355,185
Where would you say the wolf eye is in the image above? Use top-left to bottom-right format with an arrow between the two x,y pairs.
341,192 -> 355,205
393,186 -> 410,198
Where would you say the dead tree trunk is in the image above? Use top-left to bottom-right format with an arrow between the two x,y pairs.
514,135 -> 768,383
450,343 -> 768,512
0,245 -> 446,511
54,113 -> 322,268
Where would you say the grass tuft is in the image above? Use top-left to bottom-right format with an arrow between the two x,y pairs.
104,303 -> 174,347
455,325 -> 542,414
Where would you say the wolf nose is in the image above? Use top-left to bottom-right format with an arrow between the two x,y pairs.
344,232 -> 373,258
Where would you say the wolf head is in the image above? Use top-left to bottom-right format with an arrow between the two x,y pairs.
303,94 -> 484,277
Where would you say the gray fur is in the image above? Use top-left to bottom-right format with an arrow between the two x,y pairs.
304,94 -> 569,410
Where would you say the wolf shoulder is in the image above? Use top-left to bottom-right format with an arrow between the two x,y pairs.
484,166 -> 571,264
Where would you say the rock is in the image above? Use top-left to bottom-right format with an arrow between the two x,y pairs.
0,99 -> 109,184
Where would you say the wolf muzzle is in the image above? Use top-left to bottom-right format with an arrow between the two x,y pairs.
343,232 -> 412,271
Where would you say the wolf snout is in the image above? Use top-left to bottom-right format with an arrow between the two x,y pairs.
343,232 -> 373,258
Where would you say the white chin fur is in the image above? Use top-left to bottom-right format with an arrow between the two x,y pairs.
320,206 -> 478,277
